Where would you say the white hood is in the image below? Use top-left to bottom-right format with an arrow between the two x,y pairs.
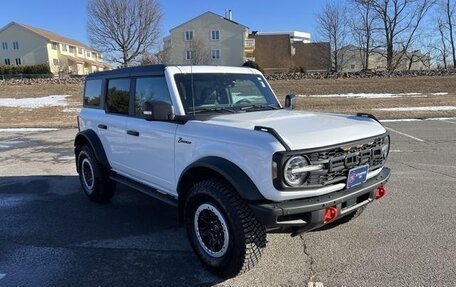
202,110 -> 387,150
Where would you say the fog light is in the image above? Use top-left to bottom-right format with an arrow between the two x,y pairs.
324,206 -> 338,223
375,185 -> 387,199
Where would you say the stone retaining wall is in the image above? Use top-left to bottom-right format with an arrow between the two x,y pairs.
264,69 -> 456,81
1,69 -> 456,86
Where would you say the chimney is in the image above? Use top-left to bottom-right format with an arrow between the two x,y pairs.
227,9 -> 232,20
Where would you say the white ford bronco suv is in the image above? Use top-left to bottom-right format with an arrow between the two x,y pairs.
75,65 -> 390,278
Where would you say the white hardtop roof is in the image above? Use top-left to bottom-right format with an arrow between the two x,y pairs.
166,65 -> 261,75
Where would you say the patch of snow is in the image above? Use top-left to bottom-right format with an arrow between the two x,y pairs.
381,118 -> 421,122
381,117 -> 456,122
0,95 -> 70,108
0,128 -> 58,132
57,156 -> 74,161
299,92 -> 449,99
0,140 -> 24,149
63,107 -> 81,113
374,106 -> 456,112
298,93 -> 423,99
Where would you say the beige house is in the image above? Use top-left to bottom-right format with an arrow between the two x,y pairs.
0,22 -> 107,75
163,11 -> 250,66
339,45 -> 430,72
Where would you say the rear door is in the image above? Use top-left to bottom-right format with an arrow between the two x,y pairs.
123,76 -> 177,194
101,78 -> 131,171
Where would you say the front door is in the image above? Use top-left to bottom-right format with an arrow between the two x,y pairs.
124,76 -> 177,194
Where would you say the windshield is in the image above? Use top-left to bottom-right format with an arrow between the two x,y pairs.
174,73 -> 280,114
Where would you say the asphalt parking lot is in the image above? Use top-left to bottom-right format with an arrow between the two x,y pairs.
1,119 -> 456,287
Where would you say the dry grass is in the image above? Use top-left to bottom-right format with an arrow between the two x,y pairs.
271,76 -> 456,119
1,76 -> 456,128
0,84 -> 82,128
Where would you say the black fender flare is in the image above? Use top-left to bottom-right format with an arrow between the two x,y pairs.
178,156 -> 266,202
74,129 -> 110,172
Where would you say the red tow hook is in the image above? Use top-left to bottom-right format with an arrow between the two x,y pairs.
375,185 -> 387,199
324,206 -> 339,223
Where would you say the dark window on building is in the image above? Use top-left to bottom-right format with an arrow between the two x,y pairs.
4,58 -> 10,65
15,58 -> 21,65
185,50 -> 193,60
185,31 -> 193,41
51,42 -> 58,50
211,30 -> 220,40
2,42 -> 8,50
106,78 -> 130,114
78,47 -> 83,54
134,77 -> 171,117
211,49 -> 221,60
69,46 -> 75,53
13,41 -> 19,49
83,79 -> 102,107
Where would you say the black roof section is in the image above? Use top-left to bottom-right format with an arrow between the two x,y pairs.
87,64 -> 167,78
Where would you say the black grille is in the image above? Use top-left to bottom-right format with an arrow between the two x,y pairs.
303,136 -> 388,187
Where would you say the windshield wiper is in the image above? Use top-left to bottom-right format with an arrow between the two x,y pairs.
240,104 -> 280,111
188,107 -> 237,114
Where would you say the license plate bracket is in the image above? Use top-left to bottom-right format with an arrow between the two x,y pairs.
346,165 -> 369,189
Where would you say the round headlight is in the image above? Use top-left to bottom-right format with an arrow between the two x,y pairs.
284,155 -> 309,186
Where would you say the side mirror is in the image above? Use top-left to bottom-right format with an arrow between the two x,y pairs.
144,100 -> 175,121
285,94 -> 297,110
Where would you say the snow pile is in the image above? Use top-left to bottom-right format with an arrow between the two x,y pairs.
374,106 -> 456,112
381,117 -> 456,122
0,95 -> 70,108
0,128 -> 58,132
298,92 -> 449,99
63,107 -> 81,113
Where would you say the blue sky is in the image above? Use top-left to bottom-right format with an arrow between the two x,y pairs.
0,0 -> 328,48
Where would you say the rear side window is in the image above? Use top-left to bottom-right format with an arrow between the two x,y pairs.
83,79 -> 102,107
106,78 -> 130,114
134,77 -> 171,117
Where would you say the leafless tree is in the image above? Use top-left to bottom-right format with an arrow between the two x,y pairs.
139,52 -> 157,65
437,17 -> 450,68
439,0 -> 456,67
187,38 -> 211,65
371,0 -> 435,71
350,0 -> 378,70
155,47 -> 171,64
316,1 -> 350,72
402,50 -> 431,70
87,0 -> 162,67
139,47 -> 171,65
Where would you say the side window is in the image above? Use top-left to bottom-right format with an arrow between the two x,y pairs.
83,79 -> 102,107
106,78 -> 130,114
134,77 -> 171,117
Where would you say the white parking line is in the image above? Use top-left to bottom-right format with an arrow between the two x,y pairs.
441,120 -> 456,125
308,282 -> 324,287
386,127 -> 425,142
0,273 -> 6,280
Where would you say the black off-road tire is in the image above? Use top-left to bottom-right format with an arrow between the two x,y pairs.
77,146 -> 116,203
184,178 -> 267,278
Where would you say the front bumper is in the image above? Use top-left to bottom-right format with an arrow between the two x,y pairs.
250,167 -> 390,234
